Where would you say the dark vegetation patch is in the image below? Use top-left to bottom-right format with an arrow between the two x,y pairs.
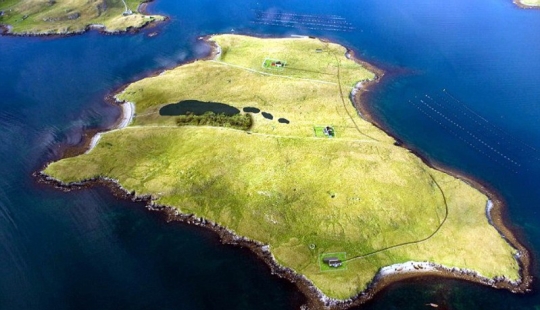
261,112 -> 273,120
278,118 -> 290,124
243,107 -> 261,113
160,100 -> 240,116
176,112 -> 252,130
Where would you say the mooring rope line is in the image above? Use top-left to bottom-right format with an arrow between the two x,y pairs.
418,96 -> 521,167
441,89 -> 540,160
410,99 -> 519,174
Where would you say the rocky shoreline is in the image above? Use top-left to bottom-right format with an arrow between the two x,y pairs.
0,0 -> 166,37
34,168 -> 533,309
37,35 -> 533,309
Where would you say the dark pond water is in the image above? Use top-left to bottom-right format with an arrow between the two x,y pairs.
159,100 -> 240,116
278,118 -> 290,124
1,0 -> 540,309
243,107 -> 261,114
261,112 -> 274,120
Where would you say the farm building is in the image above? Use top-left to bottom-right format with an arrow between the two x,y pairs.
323,257 -> 342,268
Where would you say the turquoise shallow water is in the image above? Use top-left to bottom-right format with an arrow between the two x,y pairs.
1,0 -> 540,308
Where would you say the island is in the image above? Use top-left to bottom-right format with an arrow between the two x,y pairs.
41,34 -> 531,308
0,0 -> 165,35
515,0 -> 540,8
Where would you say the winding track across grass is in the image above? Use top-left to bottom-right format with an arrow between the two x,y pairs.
344,175 -> 449,263
326,46 -> 450,263
209,60 -> 339,85
329,48 -> 380,142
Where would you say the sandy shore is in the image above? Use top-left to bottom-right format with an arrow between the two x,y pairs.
38,35 -> 533,309
85,102 -> 134,154
116,101 -> 135,129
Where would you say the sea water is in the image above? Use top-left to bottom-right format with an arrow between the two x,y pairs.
1,0 -> 540,308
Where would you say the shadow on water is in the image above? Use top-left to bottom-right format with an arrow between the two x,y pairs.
159,100 -> 240,116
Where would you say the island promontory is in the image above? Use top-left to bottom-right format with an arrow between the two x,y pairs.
0,0 -> 165,35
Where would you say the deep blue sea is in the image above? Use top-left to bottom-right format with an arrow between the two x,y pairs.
1,0 -> 540,309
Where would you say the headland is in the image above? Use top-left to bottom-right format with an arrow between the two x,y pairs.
0,0 -> 166,36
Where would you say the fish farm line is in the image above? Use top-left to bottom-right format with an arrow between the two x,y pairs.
252,10 -> 355,32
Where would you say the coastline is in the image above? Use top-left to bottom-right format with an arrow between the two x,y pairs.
351,60 -> 533,293
34,170 -> 532,310
0,0 -> 167,37
38,35 -> 533,309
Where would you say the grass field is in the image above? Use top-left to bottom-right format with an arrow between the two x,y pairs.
0,0 -> 165,34
44,34 -> 521,299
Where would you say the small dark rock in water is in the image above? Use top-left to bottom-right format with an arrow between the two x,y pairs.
262,112 -> 273,120
243,107 -> 260,113
278,118 -> 290,124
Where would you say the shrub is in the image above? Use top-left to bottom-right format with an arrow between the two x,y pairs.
176,112 -> 253,130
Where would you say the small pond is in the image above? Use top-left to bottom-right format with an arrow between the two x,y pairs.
261,112 -> 274,120
160,100 -> 240,116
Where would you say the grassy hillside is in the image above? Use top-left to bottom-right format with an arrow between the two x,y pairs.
0,0 -> 165,34
44,34 -> 520,299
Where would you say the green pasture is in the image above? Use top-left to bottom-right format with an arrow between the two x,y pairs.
212,35 -> 374,86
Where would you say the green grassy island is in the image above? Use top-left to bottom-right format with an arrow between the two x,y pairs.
44,35 -> 528,306
516,0 -> 540,8
0,0 -> 165,35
